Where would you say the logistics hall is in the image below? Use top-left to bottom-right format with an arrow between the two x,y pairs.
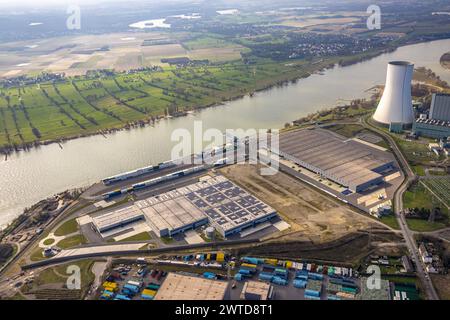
275,129 -> 394,193
92,176 -> 278,238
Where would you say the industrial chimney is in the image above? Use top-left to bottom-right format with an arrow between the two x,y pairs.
373,61 -> 415,126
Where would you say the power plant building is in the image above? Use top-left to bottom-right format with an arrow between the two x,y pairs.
373,61 -> 415,127
275,129 -> 394,193
413,93 -> 450,138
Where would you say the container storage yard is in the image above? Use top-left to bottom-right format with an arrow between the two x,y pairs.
95,254 -> 414,301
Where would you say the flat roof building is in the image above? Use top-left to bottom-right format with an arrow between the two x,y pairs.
240,281 -> 273,300
92,176 -> 277,238
185,176 -> 277,237
135,191 -> 208,238
92,206 -> 144,233
275,129 -> 394,192
413,94 -> 450,139
154,273 -> 228,300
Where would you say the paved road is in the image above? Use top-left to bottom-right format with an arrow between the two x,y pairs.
362,117 -> 439,300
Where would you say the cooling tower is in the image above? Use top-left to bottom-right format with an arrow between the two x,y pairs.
373,61 -> 414,126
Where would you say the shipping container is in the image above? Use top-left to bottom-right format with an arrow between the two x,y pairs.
295,274 -> 308,281
293,280 -> 307,288
115,294 -> 131,301
234,273 -> 243,281
271,277 -> 287,286
238,269 -> 251,275
203,272 -> 216,279
216,252 -> 225,262
309,273 -> 324,281
304,294 -> 321,300
304,289 -> 320,297
242,257 -> 263,265
142,289 -> 157,296
258,273 -> 273,282
264,258 -> 278,266
123,284 -> 140,293
146,284 -> 160,291
262,264 -> 276,272
127,280 -> 141,288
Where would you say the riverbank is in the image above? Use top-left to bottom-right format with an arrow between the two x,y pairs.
1,38 -> 450,229
0,43 -> 410,156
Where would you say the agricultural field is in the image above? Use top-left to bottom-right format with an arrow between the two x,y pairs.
422,178 -> 450,208
0,58 -> 324,150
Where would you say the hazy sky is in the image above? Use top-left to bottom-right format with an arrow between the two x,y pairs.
0,0 -> 147,9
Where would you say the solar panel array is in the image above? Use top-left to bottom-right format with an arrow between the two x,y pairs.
185,176 -> 276,234
114,176 -> 276,237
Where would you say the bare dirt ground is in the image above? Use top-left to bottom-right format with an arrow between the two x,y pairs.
219,164 -> 384,244
431,274 -> 450,299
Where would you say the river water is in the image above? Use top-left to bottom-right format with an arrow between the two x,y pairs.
1,39 -> 449,227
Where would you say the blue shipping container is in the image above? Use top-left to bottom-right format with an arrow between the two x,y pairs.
309,273 -> 324,281
271,277 -> 287,286
304,289 -> 320,297
293,280 -> 307,288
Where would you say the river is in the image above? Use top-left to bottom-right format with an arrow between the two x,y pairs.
1,39 -> 449,228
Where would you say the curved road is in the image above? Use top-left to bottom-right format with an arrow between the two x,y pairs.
362,117 -> 439,300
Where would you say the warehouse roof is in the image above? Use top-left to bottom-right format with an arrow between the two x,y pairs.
135,191 -> 206,234
92,206 -> 144,231
154,273 -> 228,300
185,176 -> 276,233
277,128 -> 392,190
240,281 -> 271,300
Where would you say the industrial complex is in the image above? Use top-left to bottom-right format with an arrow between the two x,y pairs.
373,61 -> 415,127
91,175 -> 278,239
274,128 -> 395,193
413,93 -> 450,138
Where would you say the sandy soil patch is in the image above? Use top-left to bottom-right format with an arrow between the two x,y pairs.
219,164 -> 379,243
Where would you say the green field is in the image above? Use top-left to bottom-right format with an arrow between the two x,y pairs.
0,60 -> 315,150
403,182 -> 449,231
422,177 -> 450,207
56,234 -> 87,249
54,218 -> 79,236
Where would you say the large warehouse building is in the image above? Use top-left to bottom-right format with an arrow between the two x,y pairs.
135,190 -> 209,238
94,175 -> 277,238
92,206 -> 144,233
275,129 -> 394,193
413,93 -> 450,138
185,176 -> 277,237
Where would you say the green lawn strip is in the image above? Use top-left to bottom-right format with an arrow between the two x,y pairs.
380,215 -> 400,230
56,234 -> 87,249
54,218 -> 79,236
43,238 -> 55,246
406,219 -> 446,232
